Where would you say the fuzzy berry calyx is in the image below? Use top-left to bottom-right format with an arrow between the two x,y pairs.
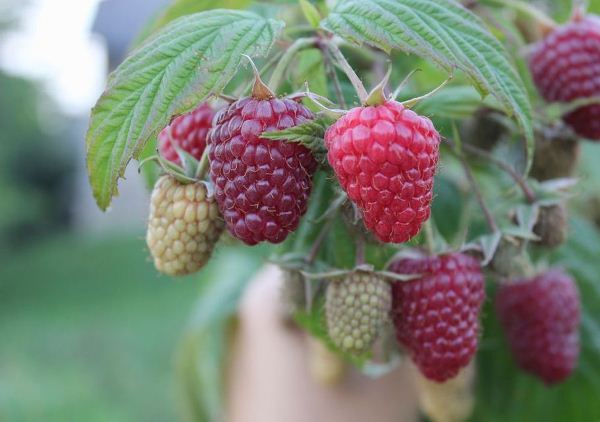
325,100 -> 440,243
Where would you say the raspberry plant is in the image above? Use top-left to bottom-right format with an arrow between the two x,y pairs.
86,0 -> 600,420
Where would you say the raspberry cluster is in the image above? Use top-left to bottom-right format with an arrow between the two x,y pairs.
158,103 -> 215,164
325,101 -> 440,243
208,97 -> 317,245
389,252 -> 485,382
495,269 -> 580,384
326,271 -> 391,355
146,175 -> 224,276
529,16 -> 600,139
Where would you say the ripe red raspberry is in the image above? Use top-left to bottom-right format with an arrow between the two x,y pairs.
325,101 -> 440,243
495,269 -> 580,384
529,15 -> 600,139
389,252 -> 485,382
208,97 -> 317,245
158,103 -> 215,164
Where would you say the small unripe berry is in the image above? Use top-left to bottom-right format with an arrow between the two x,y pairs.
326,271 -> 391,356
146,176 -> 224,276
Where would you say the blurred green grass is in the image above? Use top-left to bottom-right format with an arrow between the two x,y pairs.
0,232 -> 206,421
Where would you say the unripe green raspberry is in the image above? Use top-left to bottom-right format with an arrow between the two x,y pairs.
533,203 -> 568,248
146,175 -> 224,276
326,271 -> 391,356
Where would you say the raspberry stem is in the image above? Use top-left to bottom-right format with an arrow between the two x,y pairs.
326,41 -> 368,103
268,37 -> 317,93
457,141 -> 536,203
321,47 -> 347,108
457,153 -> 499,233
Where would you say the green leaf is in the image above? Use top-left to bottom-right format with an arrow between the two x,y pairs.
299,0 -> 322,28
321,0 -> 534,172
86,10 -> 284,210
412,85 -> 501,120
134,0 -> 253,46
260,117 -> 330,160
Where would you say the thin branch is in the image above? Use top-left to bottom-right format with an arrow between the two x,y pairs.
458,153 -> 499,233
305,216 -> 335,265
326,41 -> 368,102
458,141 -> 536,203
268,37 -> 317,93
322,48 -> 347,109
355,234 -> 366,266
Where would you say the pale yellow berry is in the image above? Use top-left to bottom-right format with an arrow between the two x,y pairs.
146,175 -> 224,276
326,271 -> 391,356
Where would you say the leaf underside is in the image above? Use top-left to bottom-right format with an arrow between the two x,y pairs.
86,9 -> 284,210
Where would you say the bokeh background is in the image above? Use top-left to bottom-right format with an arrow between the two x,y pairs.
1,0 -> 600,421
0,1 -> 237,420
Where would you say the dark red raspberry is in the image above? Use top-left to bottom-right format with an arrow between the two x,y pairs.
208,97 -> 317,245
158,103 -> 215,164
389,252 -> 485,382
325,101 -> 440,243
529,15 -> 600,139
495,269 -> 580,385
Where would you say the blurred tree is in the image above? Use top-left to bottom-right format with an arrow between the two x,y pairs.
0,71 -> 75,249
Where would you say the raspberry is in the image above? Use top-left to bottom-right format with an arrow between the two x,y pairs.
325,100 -> 440,243
389,252 -> 485,382
529,15 -> 600,139
495,269 -> 580,384
208,97 -> 317,245
326,271 -> 391,356
533,203 -> 568,248
158,103 -> 215,165
146,175 -> 224,276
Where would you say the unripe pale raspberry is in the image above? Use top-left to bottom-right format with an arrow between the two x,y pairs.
495,269 -> 580,384
530,122 -> 580,181
208,97 -> 317,245
533,203 -> 568,248
326,271 -> 391,356
414,363 -> 475,422
158,103 -> 215,165
325,100 -> 440,243
529,15 -> 600,139
389,252 -> 485,382
146,175 -> 224,276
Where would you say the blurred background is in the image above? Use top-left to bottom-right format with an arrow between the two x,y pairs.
1,0 -> 600,421
0,0 -> 215,420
